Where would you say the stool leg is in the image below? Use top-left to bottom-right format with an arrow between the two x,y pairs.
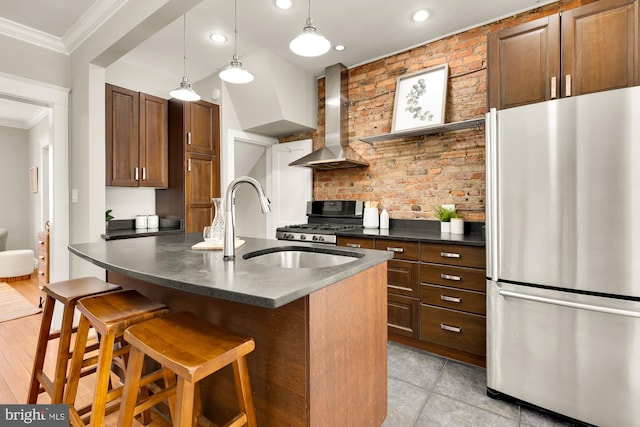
117,346 -> 145,427
174,378 -> 196,427
233,357 -> 257,427
27,294 -> 55,403
64,314 -> 91,421
90,330 -> 117,427
163,367 -> 177,420
50,301 -> 77,403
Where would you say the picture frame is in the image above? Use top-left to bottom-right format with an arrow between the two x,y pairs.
29,166 -> 38,193
391,63 -> 449,132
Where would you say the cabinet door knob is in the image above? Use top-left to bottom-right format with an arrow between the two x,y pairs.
440,273 -> 461,281
440,323 -> 462,333
440,252 -> 461,258
39,256 -> 45,260
187,159 -> 192,172
346,243 -> 361,248
386,247 -> 404,253
550,76 -> 557,99
142,167 -> 146,180
440,295 -> 462,303
187,131 -> 192,145
134,167 -> 139,181
565,75 -> 572,97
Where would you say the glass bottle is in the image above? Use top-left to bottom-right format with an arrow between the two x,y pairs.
210,198 -> 225,243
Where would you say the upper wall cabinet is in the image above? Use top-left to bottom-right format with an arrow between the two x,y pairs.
488,0 -> 639,110
106,84 -> 169,187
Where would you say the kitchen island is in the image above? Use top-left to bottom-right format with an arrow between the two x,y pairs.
69,234 -> 393,426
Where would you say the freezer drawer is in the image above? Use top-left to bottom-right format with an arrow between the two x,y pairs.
487,280 -> 640,427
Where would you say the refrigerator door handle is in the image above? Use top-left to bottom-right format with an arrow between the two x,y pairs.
499,289 -> 640,318
485,108 -> 499,281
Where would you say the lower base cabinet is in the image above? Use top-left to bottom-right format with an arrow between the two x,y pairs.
388,293 -> 420,337
337,235 -> 486,367
420,305 -> 486,357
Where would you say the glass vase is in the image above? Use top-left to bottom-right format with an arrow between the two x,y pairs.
210,198 -> 225,243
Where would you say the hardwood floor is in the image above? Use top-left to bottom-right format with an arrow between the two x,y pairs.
0,274 -> 167,426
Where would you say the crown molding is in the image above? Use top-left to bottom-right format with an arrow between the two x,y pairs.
0,17 -> 67,54
0,0 -> 128,55
64,0 -> 128,53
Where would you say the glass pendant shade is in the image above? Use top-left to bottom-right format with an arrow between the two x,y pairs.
219,55 -> 254,84
170,76 -> 201,101
289,18 -> 331,57
219,0 -> 253,85
171,15 -> 201,101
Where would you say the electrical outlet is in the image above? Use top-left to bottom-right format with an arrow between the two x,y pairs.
71,189 -> 78,203
442,204 -> 455,211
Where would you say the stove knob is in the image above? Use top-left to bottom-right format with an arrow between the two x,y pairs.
312,235 -> 318,241
317,236 -> 325,242
285,233 -> 293,240
300,235 -> 307,240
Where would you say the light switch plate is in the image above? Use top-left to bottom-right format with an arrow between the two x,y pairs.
442,204 -> 455,211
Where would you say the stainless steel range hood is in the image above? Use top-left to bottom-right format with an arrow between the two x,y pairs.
289,63 -> 369,170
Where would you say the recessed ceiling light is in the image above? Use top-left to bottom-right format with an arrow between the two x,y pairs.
412,9 -> 430,22
334,44 -> 345,51
209,33 -> 227,43
275,0 -> 293,9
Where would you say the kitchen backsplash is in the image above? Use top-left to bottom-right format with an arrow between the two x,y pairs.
280,0 -> 595,223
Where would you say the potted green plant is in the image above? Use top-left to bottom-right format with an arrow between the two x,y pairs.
434,205 -> 457,233
105,209 -> 114,232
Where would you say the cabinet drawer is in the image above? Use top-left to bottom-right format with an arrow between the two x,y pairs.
387,260 -> 419,298
375,239 -> 419,261
388,294 -> 420,338
420,264 -> 485,292
337,236 -> 374,249
421,243 -> 485,268
420,305 -> 486,356
420,284 -> 486,315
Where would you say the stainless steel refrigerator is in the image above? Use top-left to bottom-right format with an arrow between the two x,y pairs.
485,86 -> 640,427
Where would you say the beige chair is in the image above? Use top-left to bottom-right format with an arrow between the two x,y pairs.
0,228 -> 7,251
0,249 -> 34,282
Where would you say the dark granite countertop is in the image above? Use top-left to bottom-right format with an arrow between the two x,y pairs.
102,218 -> 184,240
336,219 -> 486,247
69,233 -> 393,309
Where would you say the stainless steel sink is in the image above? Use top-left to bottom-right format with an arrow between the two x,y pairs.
243,246 -> 363,269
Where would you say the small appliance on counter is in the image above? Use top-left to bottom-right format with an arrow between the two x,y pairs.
276,200 -> 364,245
103,218 -> 184,240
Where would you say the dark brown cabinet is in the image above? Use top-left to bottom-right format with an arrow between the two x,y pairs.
376,239 -> 420,338
156,99 -> 220,234
488,0 -> 639,109
106,84 -> 168,187
419,244 -> 486,359
338,235 -> 487,366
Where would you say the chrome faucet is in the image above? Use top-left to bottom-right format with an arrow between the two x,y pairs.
223,176 -> 271,260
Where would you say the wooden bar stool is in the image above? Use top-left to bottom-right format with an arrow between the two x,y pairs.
27,277 -> 122,404
63,289 -> 169,427
117,311 -> 257,427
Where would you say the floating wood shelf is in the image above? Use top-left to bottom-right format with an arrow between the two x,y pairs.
358,118 -> 485,144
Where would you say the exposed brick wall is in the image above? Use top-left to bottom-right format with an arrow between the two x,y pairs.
281,0 -> 595,222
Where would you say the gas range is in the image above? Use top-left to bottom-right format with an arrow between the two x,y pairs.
276,200 -> 364,245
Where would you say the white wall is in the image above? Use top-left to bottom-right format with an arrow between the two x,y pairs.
28,115 -> 51,251
0,34 -> 70,88
0,126 -> 30,250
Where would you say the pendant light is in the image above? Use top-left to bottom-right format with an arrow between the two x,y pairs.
170,14 -> 201,101
219,0 -> 254,84
289,0 -> 330,57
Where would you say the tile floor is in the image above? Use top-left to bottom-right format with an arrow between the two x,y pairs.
384,342 -> 579,427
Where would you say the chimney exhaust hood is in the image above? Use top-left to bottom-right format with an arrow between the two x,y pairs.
289,63 -> 369,170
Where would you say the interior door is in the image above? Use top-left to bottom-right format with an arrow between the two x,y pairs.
271,139 -> 312,230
